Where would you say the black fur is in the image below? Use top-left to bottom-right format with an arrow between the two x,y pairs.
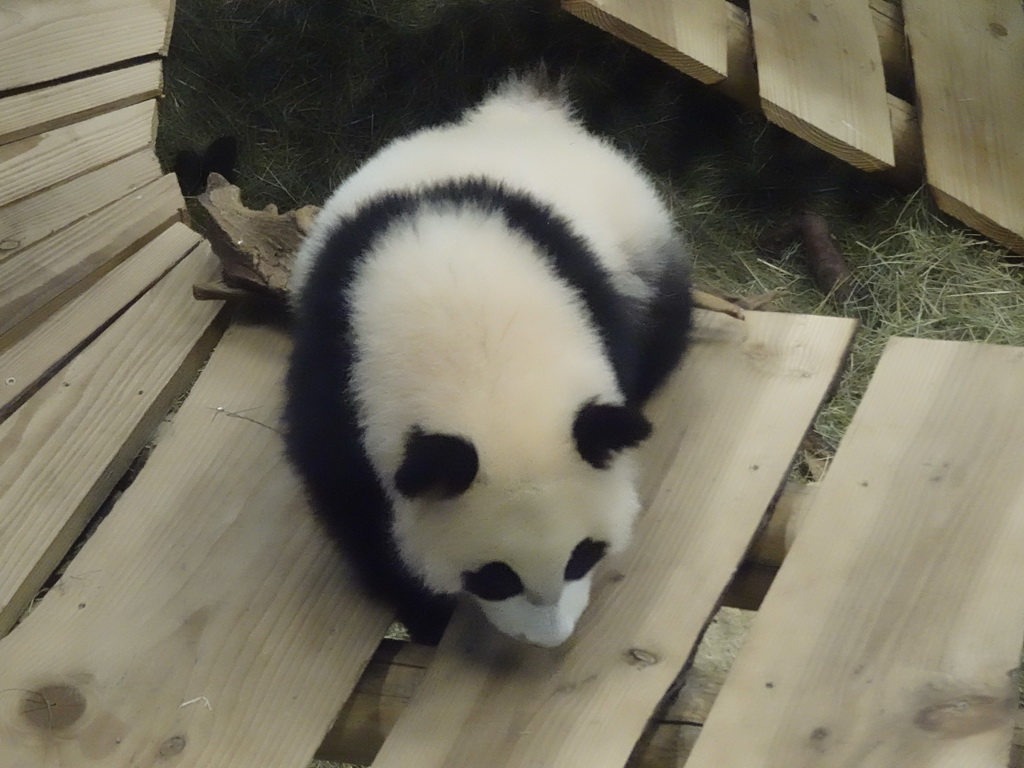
284,177 -> 691,644
572,401 -> 653,469
395,428 -> 479,499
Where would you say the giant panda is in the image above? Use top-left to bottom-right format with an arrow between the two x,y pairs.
284,72 -> 693,647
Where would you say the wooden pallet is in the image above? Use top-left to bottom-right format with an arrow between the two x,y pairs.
3,4 -> 1024,768
563,0 -> 1024,256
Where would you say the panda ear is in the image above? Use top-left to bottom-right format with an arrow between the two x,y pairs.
573,401 -> 652,469
395,428 -> 479,499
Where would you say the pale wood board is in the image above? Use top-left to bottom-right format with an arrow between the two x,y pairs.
749,0 -> 894,171
0,243 -> 223,637
0,99 -> 155,210
0,320 -> 394,767
0,222 -> 202,419
372,310 -> 856,768
686,336 -> 1024,768
0,172 -> 182,340
0,60 -> 162,146
903,0 -> 1024,255
0,149 -> 162,257
0,0 -> 173,92
562,0 -> 727,84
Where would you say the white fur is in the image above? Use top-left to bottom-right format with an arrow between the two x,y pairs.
295,77 -> 678,645
477,575 -> 593,648
291,77 -> 678,302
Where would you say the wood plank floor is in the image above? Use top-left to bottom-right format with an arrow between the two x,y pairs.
686,337 -> 1024,768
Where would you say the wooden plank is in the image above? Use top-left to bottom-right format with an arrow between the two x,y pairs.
562,0 -> 727,84
0,320 -> 394,767
0,243 -> 223,637
749,0 -> 894,171
372,310 -> 856,768
0,0 -> 173,92
0,99 -> 155,210
564,1 -> 923,186
0,59 -> 162,146
0,172 -> 182,341
686,337 -> 1024,768
0,149 -> 162,256
0,222 -> 202,419
904,0 -> 1024,255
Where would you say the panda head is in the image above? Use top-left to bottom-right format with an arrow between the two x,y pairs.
390,400 -> 651,647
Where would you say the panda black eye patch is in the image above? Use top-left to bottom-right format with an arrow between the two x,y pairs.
461,561 -> 524,601
564,538 -> 608,581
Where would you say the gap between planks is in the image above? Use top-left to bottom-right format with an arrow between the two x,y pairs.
371,310 -> 856,768
0,59 -> 162,146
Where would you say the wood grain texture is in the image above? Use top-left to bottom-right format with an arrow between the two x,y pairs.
372,310 -> 856,768
562,0 -> 727,83
0,149 -> 162,257
0,173 -> 182,340
0,243 -> 223,637
0,222 -> 201,419
750,0 -> 894,171
686,336 -> 1024,768
0,60 -> 161,146
563,1 -> 923,185
903,0 -> 1024,255
0,99 -> 155,210
0,0 -> 173,91
0,319 -> 393,767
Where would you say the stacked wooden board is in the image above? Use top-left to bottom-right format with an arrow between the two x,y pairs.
563,0 -> 1024,255
2,2 -> 1024,768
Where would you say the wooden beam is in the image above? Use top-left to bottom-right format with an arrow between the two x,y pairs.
0,99 -> 156,209
0,0 -> 173,92
369,311 -> 856,768
563,0 -> 923,184
0,149 -> 162,257
749,0 -> 894,171
0,60 -> 162,146
0,243 -> 224,636
903,0 -> 1024,255
0,222 -> 202,419
562,0 -> 727,84
0,173 -> 182,341
686,336 -> 1024,767
0,318 -> 394,767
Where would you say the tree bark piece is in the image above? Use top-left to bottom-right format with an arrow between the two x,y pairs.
758,213 -> 859,302
192,172 -> 319,303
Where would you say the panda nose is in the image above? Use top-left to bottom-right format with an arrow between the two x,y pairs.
525,589 -> 559,607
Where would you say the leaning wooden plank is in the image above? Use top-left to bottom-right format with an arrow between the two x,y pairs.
562,0 -> 727,84
0,99 -> 155,209
0,222 -> 202,420
372,310 -> 856,768
0,172 -> 182,341
0,0 -> 173,92
0,243 -> 223,637
0,320 -> 394,767
0,149 -> 162,257
903,0 -> 1024,255
0,60 -> 162,146
686,336 -> 1024,768
749,0 -> 894,171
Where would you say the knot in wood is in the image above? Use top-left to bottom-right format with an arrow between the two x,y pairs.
626,648 -> 659,668
20,685 -> 86,730
159,735 -> 187,757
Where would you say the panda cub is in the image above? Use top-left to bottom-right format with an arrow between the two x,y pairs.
284,73 -> 692,647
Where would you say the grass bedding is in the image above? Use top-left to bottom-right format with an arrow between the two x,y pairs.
157,3 -> 1023,763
